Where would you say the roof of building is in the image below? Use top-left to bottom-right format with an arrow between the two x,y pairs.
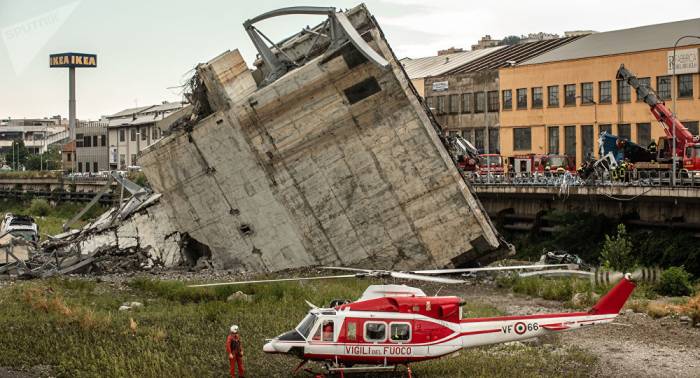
401,46 -> 505,79
445,37 -> 583,75
523,18 -> 700,65
106,102 -> 187,127
107,105 -> 156,119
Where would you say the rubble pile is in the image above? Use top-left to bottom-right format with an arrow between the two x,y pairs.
1,193 -> 187,278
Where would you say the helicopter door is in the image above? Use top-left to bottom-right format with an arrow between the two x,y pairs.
309,319 -> 339,357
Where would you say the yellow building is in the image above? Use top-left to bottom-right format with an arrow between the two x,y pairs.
499,18 -> 700,167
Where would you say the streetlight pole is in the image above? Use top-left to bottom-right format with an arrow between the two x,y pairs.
671,35 -> 700,186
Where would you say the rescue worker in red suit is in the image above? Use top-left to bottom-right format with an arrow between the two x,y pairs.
226,325 -> 245,377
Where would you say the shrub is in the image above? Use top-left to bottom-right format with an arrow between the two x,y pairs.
656,267 -> 693,297
28,198 -> 50,216
600,224 -> 635,271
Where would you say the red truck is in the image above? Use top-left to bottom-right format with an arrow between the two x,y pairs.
509,154 -> 575,175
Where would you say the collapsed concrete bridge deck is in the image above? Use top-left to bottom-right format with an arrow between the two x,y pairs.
138,4 -> 509,272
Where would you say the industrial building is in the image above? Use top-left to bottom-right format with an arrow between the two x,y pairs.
0,117 -> 68,155
499,18 -> 700,166
105,101 -> 185,169
422,37 -> 581,153
401,46 -> 503,97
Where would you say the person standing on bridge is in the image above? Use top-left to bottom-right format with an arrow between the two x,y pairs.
226,324 -> 245,377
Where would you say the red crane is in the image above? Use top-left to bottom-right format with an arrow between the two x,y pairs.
616,64 -> 700,174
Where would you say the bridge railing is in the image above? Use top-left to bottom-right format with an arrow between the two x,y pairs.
466,171 -> 700,187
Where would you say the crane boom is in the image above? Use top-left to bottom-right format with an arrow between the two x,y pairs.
616,65 -> 696,152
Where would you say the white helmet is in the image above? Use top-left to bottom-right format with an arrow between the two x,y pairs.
230,325 -> 239,333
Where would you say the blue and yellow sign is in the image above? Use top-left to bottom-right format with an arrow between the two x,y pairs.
49,52 -> 97,68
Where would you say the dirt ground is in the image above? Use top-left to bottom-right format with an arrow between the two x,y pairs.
441,283 -> 700,378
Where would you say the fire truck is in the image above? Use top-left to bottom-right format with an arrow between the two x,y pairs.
449,135 -> 504,175
509,154 -> 575,175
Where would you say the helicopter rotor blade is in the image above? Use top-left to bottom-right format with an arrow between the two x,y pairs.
187,274 -> 358,288
390,271 -> 465,284
320,266 -> 373,273
411,264 -> 577,275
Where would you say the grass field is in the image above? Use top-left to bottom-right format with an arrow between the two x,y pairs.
0,277 -> 597,378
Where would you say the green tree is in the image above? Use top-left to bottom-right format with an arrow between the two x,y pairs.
25,146 -> 62,171
500,35 -> 521,46
5,139 -> 30,170
600,224 -> 636,271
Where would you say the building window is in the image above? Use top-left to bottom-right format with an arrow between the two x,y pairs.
83,135 -> 92,148
636,77 -> 650,102
547,85 -> 559,107
502,90 -> 512,110
152,127 -> 158,140
449,94 -> 460,113
564,126 -> 576,163
657,76 -> 671,100
678,74 -> 693,98
78,162 -> 82,172
617,79 -> 631,102
685,121 -> 699,136
130,128 -> 137,141
76,133 -> 84,148
599,124 -> 612,135
119,129 -> 125,142
92,135 -> 98,146
582,125 -> 593,160
93,162 -> 98,172
475,92 -> 485,113
637,123 -> 651,145
513,127 -> 531,150
532,87 -> 543,108
141,127 -> 148,141
462,129 -> 473,142
119,154 -> 126,169
599,81 -> 612,104
130,154 -> 137,166
487,91 -> 499,112
488,129 -> 499,152
425,96 -> 435,110
617,124 -> 631,140
564,84 -> 576,106
67,153 -> 72,162
516,88 -> 527,109
461,93 -> 473,113
548,126 -> 559,154
581,82 -> 593,104
101,135 -> 107,146
389,323 -> 411,342
474,128 -> 485,150
364,322 -> 386,342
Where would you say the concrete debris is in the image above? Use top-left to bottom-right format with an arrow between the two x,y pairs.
119,301 -> 144,311
118,305 -> 131,311
1,190 -> 191,278
679,315 -> 691,325
139,4 -> 510,273
571,292 -> 588,307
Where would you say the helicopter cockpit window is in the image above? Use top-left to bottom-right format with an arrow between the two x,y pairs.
364,322 -> 386,342
296,314 -> 318,339
390,323 -> 411,342
312,320 -> 335,342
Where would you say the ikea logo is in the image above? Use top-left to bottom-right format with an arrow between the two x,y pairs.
49,53 -> 97,68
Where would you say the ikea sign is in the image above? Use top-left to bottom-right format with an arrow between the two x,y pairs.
50,52 -> 97,68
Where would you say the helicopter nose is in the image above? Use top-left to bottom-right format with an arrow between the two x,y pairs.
263,341 -> 276,353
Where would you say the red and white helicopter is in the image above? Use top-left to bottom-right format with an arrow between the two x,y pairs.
190,265 -> 640,376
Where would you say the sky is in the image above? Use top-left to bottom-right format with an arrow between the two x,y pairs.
1,0 -> 699,120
